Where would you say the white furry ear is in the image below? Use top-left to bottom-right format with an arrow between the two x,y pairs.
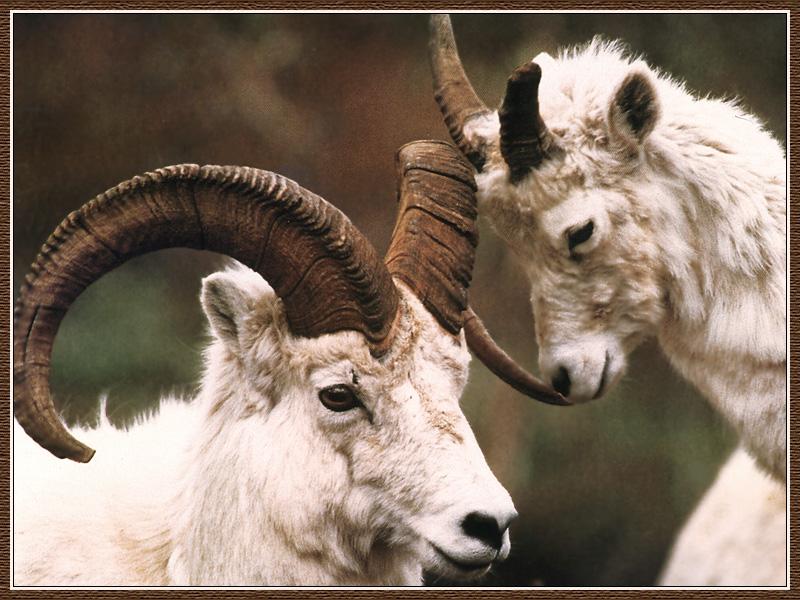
201,272 -> 258,350
608,68 -> 660,148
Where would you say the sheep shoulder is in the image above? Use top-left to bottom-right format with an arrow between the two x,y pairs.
13,398 -> 197,585
658,446 -> 786,586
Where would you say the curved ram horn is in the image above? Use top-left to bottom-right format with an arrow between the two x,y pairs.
499,62 -> 559,183
14,164 -> 399,462
429,14 -> 493,172
385,140 -> 567,406
463,308 -> 570,406
385,140 -> 477,334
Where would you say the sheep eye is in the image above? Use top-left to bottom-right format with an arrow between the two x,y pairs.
318,384 -> 361,412
567,220 -> 594,254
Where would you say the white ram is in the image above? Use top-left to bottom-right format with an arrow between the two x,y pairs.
14,141 -> 563,585
429,15 -> 786,586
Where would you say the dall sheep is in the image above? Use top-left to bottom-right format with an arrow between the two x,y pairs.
428,15 -> 786,585
13,141 -> 565,586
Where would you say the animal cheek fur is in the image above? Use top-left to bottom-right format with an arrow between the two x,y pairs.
362,432 -> 385,452
532,297 -> 551,343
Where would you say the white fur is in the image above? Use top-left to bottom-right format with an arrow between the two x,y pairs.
14,266 -> 516,586
465,40 -> 785,584
658,447 -> 786,586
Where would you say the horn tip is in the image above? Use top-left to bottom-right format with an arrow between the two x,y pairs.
47,437 -> 96,463
52,447 -> 96,462
429,13 -> 452,30
81,450 -> 96,462
544,392 -> 572,406
428,13 -> 455,51
72,445 -> 96,463
509,61 -> 543,86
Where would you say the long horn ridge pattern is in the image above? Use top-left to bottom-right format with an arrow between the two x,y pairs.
428,15 -> 492,172
14,164 -> 398,462
385,140 -> 478,334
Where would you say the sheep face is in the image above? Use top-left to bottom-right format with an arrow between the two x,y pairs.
514,180 -> 664,404
198,267 -> 516,581
467,49 -> 667,403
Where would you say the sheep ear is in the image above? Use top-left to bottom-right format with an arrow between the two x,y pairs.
201,272 -> 256,349
608,68 -> 660,147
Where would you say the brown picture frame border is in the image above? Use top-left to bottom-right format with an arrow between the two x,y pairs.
1,2 -> 795,597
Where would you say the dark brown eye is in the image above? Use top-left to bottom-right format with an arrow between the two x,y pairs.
567,220 -> 594,254
318,385 -> 361,412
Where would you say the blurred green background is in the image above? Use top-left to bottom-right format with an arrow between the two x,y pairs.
13,13 -> 786,586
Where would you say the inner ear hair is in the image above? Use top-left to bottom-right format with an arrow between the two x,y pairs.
201,273 -> 255,347
610,69 -> 660,145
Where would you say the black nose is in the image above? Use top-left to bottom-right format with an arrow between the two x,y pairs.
461,512 -> 510,551
551,366 -> 571,397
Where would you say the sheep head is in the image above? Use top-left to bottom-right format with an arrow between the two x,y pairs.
430,15 -> 682,402
194,264 -> 518,581
15,140 -> 552,580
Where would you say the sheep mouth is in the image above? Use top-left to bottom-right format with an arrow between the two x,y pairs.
592,351 -> 610,400
430,543 -> 494,574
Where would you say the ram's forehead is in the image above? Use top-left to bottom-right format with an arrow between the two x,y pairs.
284,328 -> 376,375
282,285 -> 468,382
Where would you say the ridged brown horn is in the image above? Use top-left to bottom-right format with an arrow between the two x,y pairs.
14,164 -> 399,462
429,14 -> 492,172
499,62 -> 559,183
385,140 -> 478,334
463,308 -> 570,406
386,141 -> 567,405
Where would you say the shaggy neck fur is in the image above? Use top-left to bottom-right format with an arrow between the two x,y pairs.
648,104 -> 785,478
167,354 -> 422,585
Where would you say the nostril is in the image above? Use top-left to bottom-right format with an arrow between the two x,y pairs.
461,511 -> 504,551
551,365 -> 571,397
